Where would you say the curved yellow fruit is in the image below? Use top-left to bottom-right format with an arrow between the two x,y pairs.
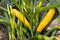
36,8 -> 55,32
56,37 -> 60,40
12,9 -> 30,27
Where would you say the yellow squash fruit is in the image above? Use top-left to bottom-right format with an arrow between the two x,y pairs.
36,8 -> 55,32
12,9 -> 30,27
56,37 -> 60,40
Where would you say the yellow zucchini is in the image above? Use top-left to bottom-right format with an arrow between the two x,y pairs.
36,8 -> 55,32
12,9 -> 30,27
56,37 -> 60,40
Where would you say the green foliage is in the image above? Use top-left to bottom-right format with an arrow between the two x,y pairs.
0,0 -> 60,40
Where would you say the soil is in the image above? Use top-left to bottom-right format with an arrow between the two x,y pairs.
0,24 -> 8,40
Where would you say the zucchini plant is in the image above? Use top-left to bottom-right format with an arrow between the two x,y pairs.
0,0 -> 60,40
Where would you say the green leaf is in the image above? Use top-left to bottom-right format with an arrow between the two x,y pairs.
50,36 -> 56,40
49,0 -> 60,12
3,11 -> 9,20
30,35 -> 56,40
45,26 -> 57,36
0,15 -> 6,19
0,6 -> 7,12
12,0 -> 21,11
0,0 -> 1,2
30,35 -> 49,40
0,19 -> 9,24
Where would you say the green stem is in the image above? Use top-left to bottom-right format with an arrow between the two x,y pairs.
36,0 -> 44,8
0,19 -> 10,24
12,0 -> 21,11
7,25 -> 12,40
39,3 -> 60,12
0,15 -> 7,19
45,27 -> 57,36
20,21 -> 24,40
51,29 -> 57,36
0,6 -> 7,12
35,3 -> 60,17
29,0 -> 34,37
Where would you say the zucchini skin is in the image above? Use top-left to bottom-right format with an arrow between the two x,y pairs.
12,9 -> 30,27
36,8 -> 55,32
